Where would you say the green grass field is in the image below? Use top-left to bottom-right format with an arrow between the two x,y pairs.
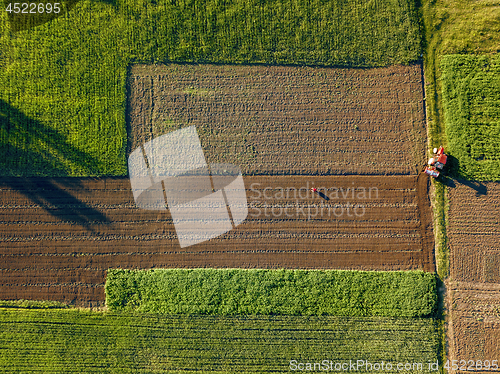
421,0 -> 500,148
0,307 -> 439,373
106,269 -> 437,317
440,54 -> 500,180
0,0 -> 422,177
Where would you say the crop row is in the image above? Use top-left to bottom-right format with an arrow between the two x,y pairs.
106,269 -> 437,317
0,308 -> 439,373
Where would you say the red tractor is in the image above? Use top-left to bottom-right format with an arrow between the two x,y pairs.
424,146 -> 448,178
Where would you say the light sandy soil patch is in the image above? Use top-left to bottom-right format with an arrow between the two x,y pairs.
128,63 -> 426,175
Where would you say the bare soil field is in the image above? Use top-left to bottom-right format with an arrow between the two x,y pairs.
448,282 -> 500,371
448,182 -> 500,284
0,174 -> 433,305
128,64 -> 426,175
447,182 -> 500,369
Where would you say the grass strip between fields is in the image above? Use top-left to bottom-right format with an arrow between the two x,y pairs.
0,308 -> 440,373
0,299 -> 69,309
106,269 -> 437,317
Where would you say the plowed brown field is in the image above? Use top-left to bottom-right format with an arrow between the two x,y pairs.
0,174 -> 433,305
447,182 -> 500,369
448,282 -> 500,371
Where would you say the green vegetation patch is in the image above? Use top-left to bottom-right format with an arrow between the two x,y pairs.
0,299 -> 68,309
106,269 -> 437,317
421,0 -> 500,149
0,308 -> 439,373
441,54 -> 500,180
0,0 -> 422,176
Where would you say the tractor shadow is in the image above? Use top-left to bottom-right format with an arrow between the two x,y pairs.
439,155 -> 487,196
0,99 -> 110,231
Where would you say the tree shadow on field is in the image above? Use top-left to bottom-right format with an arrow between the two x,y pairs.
97,0 -> 118,6
438,155 -> 487,196
0,99 -> 110,231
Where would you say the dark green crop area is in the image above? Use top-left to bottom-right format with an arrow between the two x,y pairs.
0,308 -> 439,373
0,0 -> 422,176
441,54 -> 500,181
106,269 -> 437,317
